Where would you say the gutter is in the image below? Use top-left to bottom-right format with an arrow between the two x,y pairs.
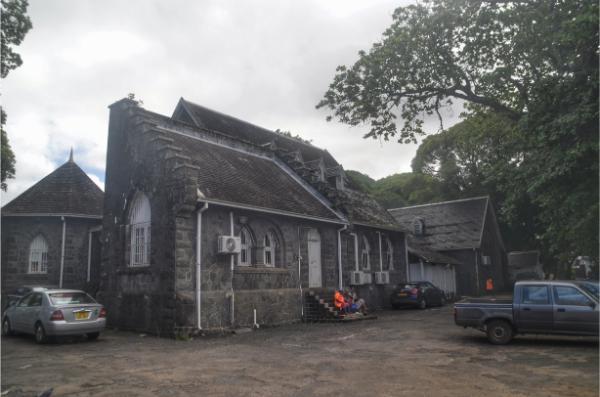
196,198 -> 346,225
59,217 -> 66,288
196,202 -> 209,330
1,213 -> 102,219
337,224 -> 348,290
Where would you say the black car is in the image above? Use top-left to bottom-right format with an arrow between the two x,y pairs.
390,281 -> 446,309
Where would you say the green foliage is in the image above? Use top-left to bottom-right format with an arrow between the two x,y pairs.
1,0 -> 32,78
345,170 -> 376,193
1,0 -> 32,191
1,110 -> 15,191
320,0 -> 599,271
346,170 -> 445,209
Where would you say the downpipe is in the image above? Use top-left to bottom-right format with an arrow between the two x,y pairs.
196,202 -> 209,330
337,224 -> 348,290
230,211 -> 235,327
59,216 -> 66,288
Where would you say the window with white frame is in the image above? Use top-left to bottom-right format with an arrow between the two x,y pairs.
129,193 -> 151,267
28,235 -> 48,274
263,231 -> 277,267
385,237 -> 394,270
361,235 -> 370,270
239,227 -> 253,266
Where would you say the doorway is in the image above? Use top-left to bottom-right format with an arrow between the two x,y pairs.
307,229 -> 322,288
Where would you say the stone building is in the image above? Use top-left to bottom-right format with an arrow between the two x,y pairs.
1,153 -> 103,297
389,197 -> 506,296
99,97 -> 408,335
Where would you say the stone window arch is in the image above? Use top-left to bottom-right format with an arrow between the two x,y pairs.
262,230 -> 281,267
239,226 -> 254,266
29,235 -> 48,274
385,237 -> 394,270
129,192 -> 151,267
361,235 -> 371,270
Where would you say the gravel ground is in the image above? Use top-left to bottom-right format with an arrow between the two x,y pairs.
1,306 -> 598,397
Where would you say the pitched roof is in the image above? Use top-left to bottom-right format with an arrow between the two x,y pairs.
153,123 -> 344,223
388,197 -> 489,250
336,188 -> 403,230
173,98 -> 339,167
2,160 -> 104,217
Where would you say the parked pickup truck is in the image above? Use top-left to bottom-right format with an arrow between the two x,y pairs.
454,280 -> 599,344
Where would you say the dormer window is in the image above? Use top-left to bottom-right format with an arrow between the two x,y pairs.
413,218 -> 425,236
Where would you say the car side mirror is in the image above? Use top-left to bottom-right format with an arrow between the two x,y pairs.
588,301 -> 596,309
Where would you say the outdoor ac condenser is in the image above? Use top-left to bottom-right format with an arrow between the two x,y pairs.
217,236 -> 241,254
374,271 -> 390,285
350,271 -> 363,285
361,272 -> 373,285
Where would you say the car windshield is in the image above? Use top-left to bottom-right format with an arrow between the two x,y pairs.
577,282 -> 599,301
48,292 -> 97,305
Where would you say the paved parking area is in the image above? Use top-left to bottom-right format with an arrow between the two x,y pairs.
1,306 -> 598,396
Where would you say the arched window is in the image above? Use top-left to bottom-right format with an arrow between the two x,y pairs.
361,235 -> 370,270
385,237 -> 394,270
413,217 -> 425,236
239,227 -> 253,266
29,235 -> 48,274
263,231 -> 277,267
129,193 -> 151,267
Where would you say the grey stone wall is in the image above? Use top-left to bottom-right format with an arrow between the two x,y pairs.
1,216 -> 101,299
339,227 -> 407,309
100,100 -> 409,335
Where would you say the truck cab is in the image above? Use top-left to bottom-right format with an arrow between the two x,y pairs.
454,280 -> 599,344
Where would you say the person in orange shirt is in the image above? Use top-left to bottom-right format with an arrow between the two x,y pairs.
486,278 -> 494,293
334,289 -> 346,313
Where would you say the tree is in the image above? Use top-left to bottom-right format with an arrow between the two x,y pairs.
346,170 -> 445,209
1,0 -> 32,191
411,111 -> 538,252
319,0 -> 598,270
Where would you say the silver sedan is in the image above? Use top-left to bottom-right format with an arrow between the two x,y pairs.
2,289 -> 106,343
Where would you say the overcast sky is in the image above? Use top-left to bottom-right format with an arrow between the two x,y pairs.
1,0 -> 461,205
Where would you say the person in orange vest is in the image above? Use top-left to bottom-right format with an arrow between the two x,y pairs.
334,289 -> 346,313
486,278 -> 494,293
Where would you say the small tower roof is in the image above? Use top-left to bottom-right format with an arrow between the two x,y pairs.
2,159 -> 104,217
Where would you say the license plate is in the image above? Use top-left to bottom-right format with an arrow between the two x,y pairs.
74,311 -> 90,320
398,292 -> 407,297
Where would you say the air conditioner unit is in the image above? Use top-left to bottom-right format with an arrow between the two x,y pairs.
374,271 -> 390,285
361,272 -> 373,285
350,271 -> 363,285
481,256 -> 492,266
218,236 -> 241,254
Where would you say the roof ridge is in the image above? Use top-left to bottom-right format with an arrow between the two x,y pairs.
177,98 -> 329,153
388,196 -> 489,211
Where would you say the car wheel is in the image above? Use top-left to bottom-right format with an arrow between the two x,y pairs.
486,320 -> 513,345
418,299 -> 427,310
34,322 -> 48,344
87,332 -> 100,341
2,317 -> 13,336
